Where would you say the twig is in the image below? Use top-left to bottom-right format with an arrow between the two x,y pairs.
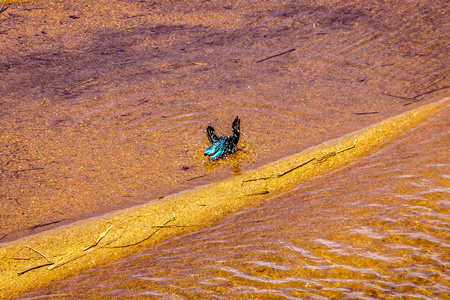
186,174 -> 206,182
25,246 -> 51,264
21,7 -> 45,11
241,176 -> 272,185
415,86 -> 450,98
83,225 -> 113,251
403,86 -> 450,106
353,111 -> 379,115
0,5 -> 9,14
423,75 -> 448,90
381,93 -> 415,100
151,225 -> 190,229
256,48 -> 296,63
121,23 -> 145,31
29,219 -> 65,230
48,249 -> 93,270
383,84 -> 450,106
49,225 -> 115,270
47,234 -> 122,270
18,225 -> 116,274
276,157 -> 316,177
317,139 -> 357,163
105,216 -> 176,248
246,190 -> 269,196
18,263 -> 53,276
242,157 -> 316,184
317,151 -> 337,163
18,247 -> 54,276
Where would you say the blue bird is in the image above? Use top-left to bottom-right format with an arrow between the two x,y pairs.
204,116 -> 240,159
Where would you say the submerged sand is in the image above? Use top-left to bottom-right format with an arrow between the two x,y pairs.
1,0 -> 449,297
1,0 -> 449,243
0,98 -> 448,298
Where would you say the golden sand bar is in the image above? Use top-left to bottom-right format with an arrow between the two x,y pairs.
1,98 -> 448,298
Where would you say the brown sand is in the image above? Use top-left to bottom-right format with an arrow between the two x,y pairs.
0,97 -> 448,298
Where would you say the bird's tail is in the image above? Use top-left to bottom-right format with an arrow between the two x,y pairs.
232,116 -> 240,143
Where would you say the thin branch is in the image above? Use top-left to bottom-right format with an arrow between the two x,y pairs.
242,157 -> 316,184
49,225 -> 116,270
48,250 -> 92,270
381,93 -> 415,100
18,263 -> 53,276
29,219 -> 65,230
0,5 -> 9,14
242,176 -> 273,185
256,48 -> 296,63
353,111 -> 379,115
151,225 -> 190,229
317,139 -> 357,163
404,86 -> 450,106
25,246 -> 51,264
83,225 -> 113,251
423,75 -> 448,90
18,225 -> 117,274
276,157 -> 316,177
186,174 -> 206,182
383,84 -> 449,106
105,216 -> 176,248
246,190 -> 269,196
336,139 -> 358,154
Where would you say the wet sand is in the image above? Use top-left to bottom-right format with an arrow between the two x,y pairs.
1,98 -> 448,298
0,0 -> 449,297
1,0 -> 448,242
20,102 -> 449,299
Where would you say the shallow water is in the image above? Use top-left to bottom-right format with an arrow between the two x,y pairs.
1,0 -> 448,243
1,0 -> 450,297
17,104 -> 449,299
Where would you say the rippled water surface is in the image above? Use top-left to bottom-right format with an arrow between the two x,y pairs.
18,105 -> 449,299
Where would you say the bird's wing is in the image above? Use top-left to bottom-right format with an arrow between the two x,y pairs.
206,126 -> 219,143
231,116 -> 240,144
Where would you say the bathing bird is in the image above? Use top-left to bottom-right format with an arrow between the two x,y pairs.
204,116 -> 240,159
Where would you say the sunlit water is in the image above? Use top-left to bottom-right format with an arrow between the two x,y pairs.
18,106 -> 449,299
1,0 -> 449,298
2,0 -> 448,243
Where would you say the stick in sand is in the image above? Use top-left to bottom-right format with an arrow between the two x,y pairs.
256,48 -> 296,63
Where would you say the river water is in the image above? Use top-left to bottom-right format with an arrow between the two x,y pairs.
1,0 -> 449,298
18,103 -> 449,299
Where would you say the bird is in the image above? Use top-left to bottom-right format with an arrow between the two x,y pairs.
204,116 -> 240,159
